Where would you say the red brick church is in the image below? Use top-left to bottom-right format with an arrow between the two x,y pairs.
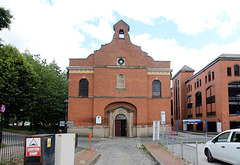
67,20 -> 172,137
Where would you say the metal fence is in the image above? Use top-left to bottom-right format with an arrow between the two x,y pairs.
158,125 -> 203,165
0,131 -> 27,162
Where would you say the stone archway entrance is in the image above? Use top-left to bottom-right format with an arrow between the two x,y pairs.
108,105 -> 134,137
115,114 -> 127,136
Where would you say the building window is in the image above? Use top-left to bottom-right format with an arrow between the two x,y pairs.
195,91 -> 202,118
117,73 -> 125,89
206,86 -> 216,116
196,91 -> 202,107
208,71 -> 211,82
152,80 -> 161,97
212,72 -> 215,80
188,84 -> 190,92
227,67 -> 232,76
228,82 -> 240,115
119,29 -> 124,38
205,76 -> 207,84
187,95 -> 193,118
200,79 -> 202,86
234,65 -> 239,76
79,79 -> 89,97
197,79 -> 199,88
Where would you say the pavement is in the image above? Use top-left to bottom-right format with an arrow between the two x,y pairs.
74,148 -> 100,165
74,138 -> 187,165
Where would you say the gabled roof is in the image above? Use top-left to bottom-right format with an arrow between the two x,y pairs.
179,65 -> 195,72
113,19 -> 130,31
172,65 -> 195,79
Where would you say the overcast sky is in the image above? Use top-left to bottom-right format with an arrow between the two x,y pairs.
1,0 -> 240,75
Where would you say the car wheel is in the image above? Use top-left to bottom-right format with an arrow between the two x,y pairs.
207,149 -> 214,163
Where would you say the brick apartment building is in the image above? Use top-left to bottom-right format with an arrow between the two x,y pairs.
67,20 -> 172,137
172,54 -> 240,133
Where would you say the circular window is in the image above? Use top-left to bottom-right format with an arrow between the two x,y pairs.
118,58 -> 125,65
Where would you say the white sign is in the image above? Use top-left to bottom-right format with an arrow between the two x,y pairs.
153,121 -> 160,141
161,111 -> 166,124
96,115 -> 102,124
217,122 -> 222,132
60,121 -> 65,127
67,121 -> 74,126
26,138 -> 41,157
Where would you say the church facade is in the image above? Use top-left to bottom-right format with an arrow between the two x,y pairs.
67,20 -> 172,137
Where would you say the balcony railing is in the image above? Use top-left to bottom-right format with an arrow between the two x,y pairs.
206,96 -> 215,104
207,111 -> 216,116
196,113 -> 202,118
187,114 -> 193,118
187,103 -> 192,109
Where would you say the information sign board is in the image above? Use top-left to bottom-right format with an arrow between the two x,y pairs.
161,111 -> 166,124
96,115 -> 102,124
153,121 -> 160,141
26,138 -> 41,157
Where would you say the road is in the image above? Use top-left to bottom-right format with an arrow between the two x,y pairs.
77,132 -> 230,165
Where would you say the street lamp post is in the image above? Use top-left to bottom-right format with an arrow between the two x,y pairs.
64,99 -> 68,133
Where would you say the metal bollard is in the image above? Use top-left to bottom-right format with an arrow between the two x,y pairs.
181,141 -> 183,159
167,135 -> 168,148
196,141 -> 199,165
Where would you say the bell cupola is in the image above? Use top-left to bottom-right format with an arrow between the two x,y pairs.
113,20 -> 130,39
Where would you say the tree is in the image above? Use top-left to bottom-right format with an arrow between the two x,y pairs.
23,52 -> 68,130
0,45 -> 68,130
0,7 -> 13,31
0,45 -> 38,126
0,7 -> 13,46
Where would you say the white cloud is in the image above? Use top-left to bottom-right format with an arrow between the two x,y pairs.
1,0 -> 240,72
132,33 -> 240,75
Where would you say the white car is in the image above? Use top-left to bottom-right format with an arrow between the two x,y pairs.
204,128 -> 240,164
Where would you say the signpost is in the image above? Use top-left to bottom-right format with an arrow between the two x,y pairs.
153,121 -> 160,146
1,104 -> 5,113
26,138 -> 41,157
0,104 -> 5,144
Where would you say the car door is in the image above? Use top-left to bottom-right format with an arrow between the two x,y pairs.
227,131 -> 240,165
210,132 -> 231,162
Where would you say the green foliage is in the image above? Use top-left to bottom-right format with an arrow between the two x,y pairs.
4,125 -> 54,134
23,51 -> 68,128
0,6 -> 13,46
0,45 -> 68,130
0,45 -> 38,126
0,6 -> 13,31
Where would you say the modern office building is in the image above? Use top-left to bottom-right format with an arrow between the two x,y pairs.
172,54 -> 240,132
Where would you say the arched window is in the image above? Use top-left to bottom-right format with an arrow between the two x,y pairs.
79,79 -> 89,97
206,86 -> 216,116
195,91 -> 202,117
195,91 -> 202,107
187,95 -> 193,118
117,73 -> 125,89
119,29 -> 124,38
234,65 -> 239,76
152,80 -> 161,97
